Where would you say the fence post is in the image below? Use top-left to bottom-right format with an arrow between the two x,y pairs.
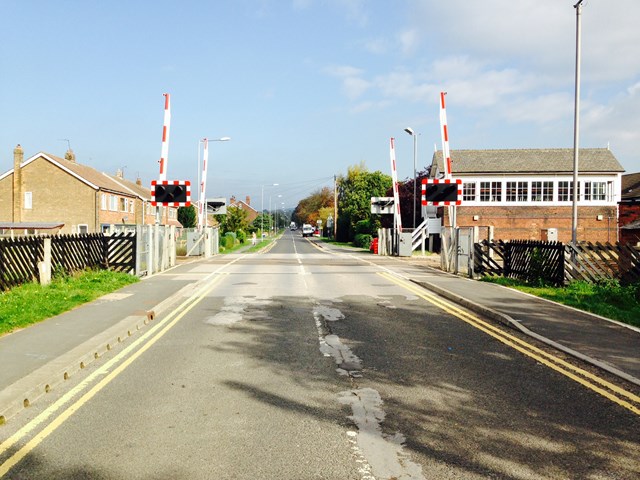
38,238 -> 52,285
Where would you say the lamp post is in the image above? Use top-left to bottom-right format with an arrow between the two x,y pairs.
197,137 -> 230,230
571,0 -> 584,244
404,127 -> 418,229
261,183 -> 278,236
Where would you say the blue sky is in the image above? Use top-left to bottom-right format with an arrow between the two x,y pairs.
2,0 -> 639,211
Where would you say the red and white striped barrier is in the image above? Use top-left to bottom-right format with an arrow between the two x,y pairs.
158,93 -> 171,182
198,138 -> 209,230
389,137 -> 403,232
439,91 -> 452,178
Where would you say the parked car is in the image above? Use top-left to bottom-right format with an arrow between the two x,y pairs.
302,224 -> 314,237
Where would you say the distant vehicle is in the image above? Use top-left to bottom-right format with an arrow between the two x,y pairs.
290,222 -> 297,230
302,224 -> 314,237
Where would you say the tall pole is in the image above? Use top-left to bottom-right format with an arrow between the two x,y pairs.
571,0 -> 584,244
413,133 -> 417,229
334,175 -> 338,239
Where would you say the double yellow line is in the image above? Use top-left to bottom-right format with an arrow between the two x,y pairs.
378,271 -> 640,416
0,273 -> 226,477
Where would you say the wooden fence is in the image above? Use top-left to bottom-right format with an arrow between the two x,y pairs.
0,233 -> 136,290
474,240 -> 640,285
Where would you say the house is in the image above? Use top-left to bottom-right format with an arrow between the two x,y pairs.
619,172 -> 640,246
428,148 -> 624,243
229,195 -> 258,224
0,144 -> 181,235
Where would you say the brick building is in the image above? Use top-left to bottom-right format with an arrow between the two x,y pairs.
430,148 -> 624,243
0,145 -> 180,235
229,195 -> 258,224
619,172 -> 640,246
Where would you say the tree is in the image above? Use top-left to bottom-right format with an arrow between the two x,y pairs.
293,187 -> 334,226
337,163 -> 392,242
225,206 -> 249,233
177,206 -> 197,228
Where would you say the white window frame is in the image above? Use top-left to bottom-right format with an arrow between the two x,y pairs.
77,224 -> 89,234
24,191 -> 33,209
110,195 -> 118,212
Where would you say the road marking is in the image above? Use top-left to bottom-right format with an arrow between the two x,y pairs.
378,271 -> 640,416
0,262 -> 238,477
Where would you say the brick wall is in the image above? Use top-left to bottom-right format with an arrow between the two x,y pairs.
619,203 -> 640,245
20,159 -> 97,233
0,175 -> 13,220
451,205 -> 618,243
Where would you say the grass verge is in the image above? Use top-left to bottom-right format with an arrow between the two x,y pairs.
480,277 -> 640,328
0,269 -> 139,336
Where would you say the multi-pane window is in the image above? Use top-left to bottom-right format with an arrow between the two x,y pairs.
480,182 -> 491,202
110,195 -> 118,211
463,182 -> 476,201
506,181 -> 527,202
531,181 -> 552,202
584,181 -> 606,201
558,181 -> 574,202
491,182 -> 502,202
101,193 -> 107,210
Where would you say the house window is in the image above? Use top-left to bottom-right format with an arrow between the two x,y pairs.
558,181 -> 575,202
24,192 -> 33,209
78,224 -> 89,234
463,182 -> 476,201
506,182 -> 517,202
130,200 -> 135,214
517,182 -> 528,202
120,198 -> 127,212
101,194 -> 107,210
110,195 -> 118,211
480,182 -> 491,202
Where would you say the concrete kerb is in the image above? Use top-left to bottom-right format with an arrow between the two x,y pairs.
411,279 -> 640,388
0,260 -> 214,425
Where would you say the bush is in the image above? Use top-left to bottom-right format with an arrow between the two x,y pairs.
236,230 -> 246,244
353,234 -> 373,249
354,219 -> 374,236
223,233 -> 236,249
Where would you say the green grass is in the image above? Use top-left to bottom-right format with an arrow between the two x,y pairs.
480,277 -> 640,327
0,269 -> 139,336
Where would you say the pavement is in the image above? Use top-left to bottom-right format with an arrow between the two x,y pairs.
1,247 -> 639,425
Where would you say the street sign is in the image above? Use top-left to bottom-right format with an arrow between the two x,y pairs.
371,197 -> 394,214
206,197 -> 227,214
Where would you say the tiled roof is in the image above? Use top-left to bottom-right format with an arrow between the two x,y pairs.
430,148 -> 625,175
621,172 -> 640,200
104,173 -> 152,201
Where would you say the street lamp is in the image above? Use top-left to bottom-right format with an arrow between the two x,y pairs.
404,127 -> 418,229
571,0 -> 584,244
261,183 -> 278,236
197,137 -> 230,230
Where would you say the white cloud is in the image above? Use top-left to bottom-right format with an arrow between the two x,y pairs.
398,29 -> 420,56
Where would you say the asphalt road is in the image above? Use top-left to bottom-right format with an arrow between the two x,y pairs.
0,230 -> 638,479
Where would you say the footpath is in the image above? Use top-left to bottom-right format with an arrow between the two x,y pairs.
1,248 -> 639,424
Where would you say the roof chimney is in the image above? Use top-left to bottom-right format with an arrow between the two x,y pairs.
13,144 -> 24,222
245,195 -> 251,206
64,149 -> 76,162
116,168 -> 124,179
136,177 -> 142,186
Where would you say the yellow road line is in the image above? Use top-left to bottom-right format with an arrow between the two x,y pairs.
0,273 -> 226,477
378,272 -> 640,416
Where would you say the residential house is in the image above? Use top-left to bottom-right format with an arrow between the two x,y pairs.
428,148 -> 624,243
619,172 -> 640,246
229,195 -> 258,224
0,145 -> 180,235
